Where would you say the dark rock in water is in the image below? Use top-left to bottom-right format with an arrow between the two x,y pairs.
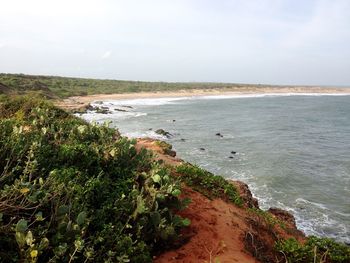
155,128 -> 166,135
114,108 -> 127,112
155,129 -> 172,138
230,180 -> 259,209
95,107 -> 111,114
231,151 -> 237,155
180,138 -> 186,142
228,156 -> 234,159
86,104 -> 95,111
84,104 -> 112,114
73,105 -> 90,114
215,133 -> 224,137
149,128 -> 153,130
199,148 -> 205,151
173,120 -> 176,122
122,105 -> 133,109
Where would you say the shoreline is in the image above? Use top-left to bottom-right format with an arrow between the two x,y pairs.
51,91 -> 350,260
68,89 -> 350,244
55,87 -> 350,110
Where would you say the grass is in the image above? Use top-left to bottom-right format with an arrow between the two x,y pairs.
247,208 -> 287,230
275,236 -> 350,263
176,163 -> 243,206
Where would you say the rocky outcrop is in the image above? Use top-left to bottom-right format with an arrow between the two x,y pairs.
155,129 -> 173,138
164,148 -> 176,157
72,103 -> 111,114
230,180 -> 259,209
268,207 -> 298,229
95,106 -> 111,114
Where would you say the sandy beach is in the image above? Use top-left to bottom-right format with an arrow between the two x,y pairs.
55,86 -> 350,110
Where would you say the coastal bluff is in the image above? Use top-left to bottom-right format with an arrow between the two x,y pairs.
136,138 -> 305,262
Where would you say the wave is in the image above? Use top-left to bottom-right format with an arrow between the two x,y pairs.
91,93 -> 350,108
93,97 -> 187,106
198,93 -> 350,100
80,111 -> 147,122
123,130 -> 168,140
227,173 -> 350,243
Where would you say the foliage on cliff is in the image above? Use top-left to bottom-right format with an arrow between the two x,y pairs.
0,96 -> 190,262
275,236 -> 350,263
176,164 -> 243,206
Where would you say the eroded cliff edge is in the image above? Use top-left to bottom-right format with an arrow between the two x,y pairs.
136,138 -> 305,263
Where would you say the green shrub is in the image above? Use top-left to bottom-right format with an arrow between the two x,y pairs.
0,97 -> 190,262
154,140 -> 172,151
275,236 -> 350,263
176,163 -> 243,206
247,207 -> 286,230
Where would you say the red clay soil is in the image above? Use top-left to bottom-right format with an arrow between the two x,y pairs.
136,138 -> 305,263
155,186 -> 259,263
135,138 -> 183,167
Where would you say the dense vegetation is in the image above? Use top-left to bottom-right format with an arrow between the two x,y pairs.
0,96 -> 190,262
276,236 -> 350,263
0,73 -> 250,99
176,164 -> 243,206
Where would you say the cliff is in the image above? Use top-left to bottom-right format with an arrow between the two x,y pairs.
137,138 -> 305,262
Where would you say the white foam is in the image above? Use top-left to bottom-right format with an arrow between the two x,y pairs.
86,93 -> 350,112
93,97 -> 187,107
123,130 -> 167,140
88,93 -> 350,110
81,111 -> 147,122
198,93 -> 350,100
227,173 -> 350,243
295,198 -> 330,210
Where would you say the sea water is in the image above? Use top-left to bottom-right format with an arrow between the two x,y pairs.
81,94 -> 350,243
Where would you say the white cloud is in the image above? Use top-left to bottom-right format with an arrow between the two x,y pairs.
0,0 -> 349,85
101,51 -> 112,59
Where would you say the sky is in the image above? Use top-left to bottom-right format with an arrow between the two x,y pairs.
0,0 -> 349,85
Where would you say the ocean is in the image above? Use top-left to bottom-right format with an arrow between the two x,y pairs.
80,94 -> 350,243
